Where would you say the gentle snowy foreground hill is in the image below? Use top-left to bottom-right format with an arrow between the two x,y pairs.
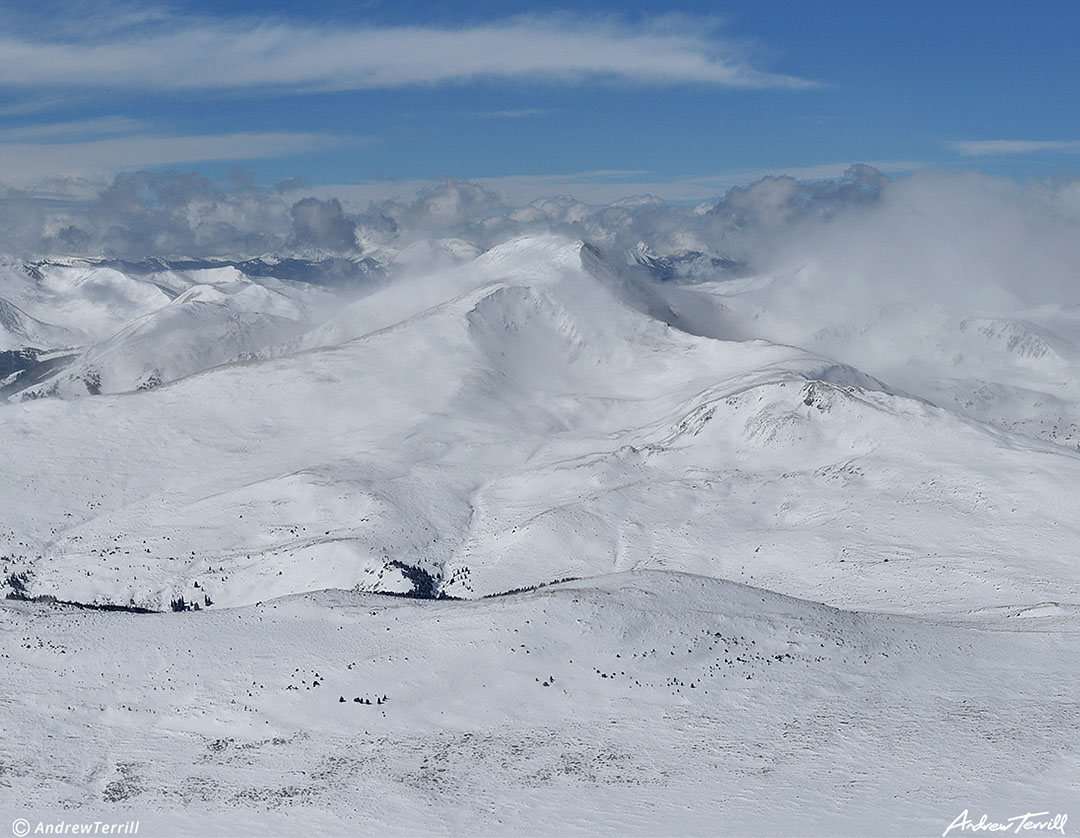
1,235 -> 1078,835
5,574 -> 1078,836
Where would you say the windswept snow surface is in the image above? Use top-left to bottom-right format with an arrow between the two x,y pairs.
1,235 -> 1078,835
5,573 -> 1078,836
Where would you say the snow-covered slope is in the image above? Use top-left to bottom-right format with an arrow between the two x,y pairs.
0,295 -> 75,351
4,572 -> 1077,836
20,278 -> 314,397
0,262 -> 173,346
0,262 -> 345,397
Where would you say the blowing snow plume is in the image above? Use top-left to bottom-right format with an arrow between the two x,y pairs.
694,170 -> 1080,437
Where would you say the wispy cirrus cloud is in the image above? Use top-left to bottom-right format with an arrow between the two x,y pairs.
0,116 -> 147,142
946,139 -> 1080,157
0,14 -> 819,93
471,108 -> 556,120
0,131 -> 350,186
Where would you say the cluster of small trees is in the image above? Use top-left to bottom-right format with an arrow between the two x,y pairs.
170,592 -> 213,612
339,695 -> 388,705
4,571 -> 30,599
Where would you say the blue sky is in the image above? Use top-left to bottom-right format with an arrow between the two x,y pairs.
1,0 -> 1078,202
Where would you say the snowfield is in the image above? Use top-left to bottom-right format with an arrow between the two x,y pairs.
1,234 -> 1078,835
4,574 -> 1078,836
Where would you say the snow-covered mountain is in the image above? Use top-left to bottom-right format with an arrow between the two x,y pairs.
1,233 -> 1077,835
4,234 -> 1079,613
0,259 -> 355,398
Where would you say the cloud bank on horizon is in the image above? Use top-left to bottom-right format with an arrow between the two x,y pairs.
4,165 -> 1080,319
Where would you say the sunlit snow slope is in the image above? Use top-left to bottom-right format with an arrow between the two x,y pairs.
4,572 -> 1077,836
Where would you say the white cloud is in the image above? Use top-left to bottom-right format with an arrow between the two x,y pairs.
0,97 -> 82,117
0,15 -> 818,93
0,116 -> 147,141
471,108 -> 556,119
0,132 -> 349,186
310,161 -> 925,206
947,139 -> 1080,157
